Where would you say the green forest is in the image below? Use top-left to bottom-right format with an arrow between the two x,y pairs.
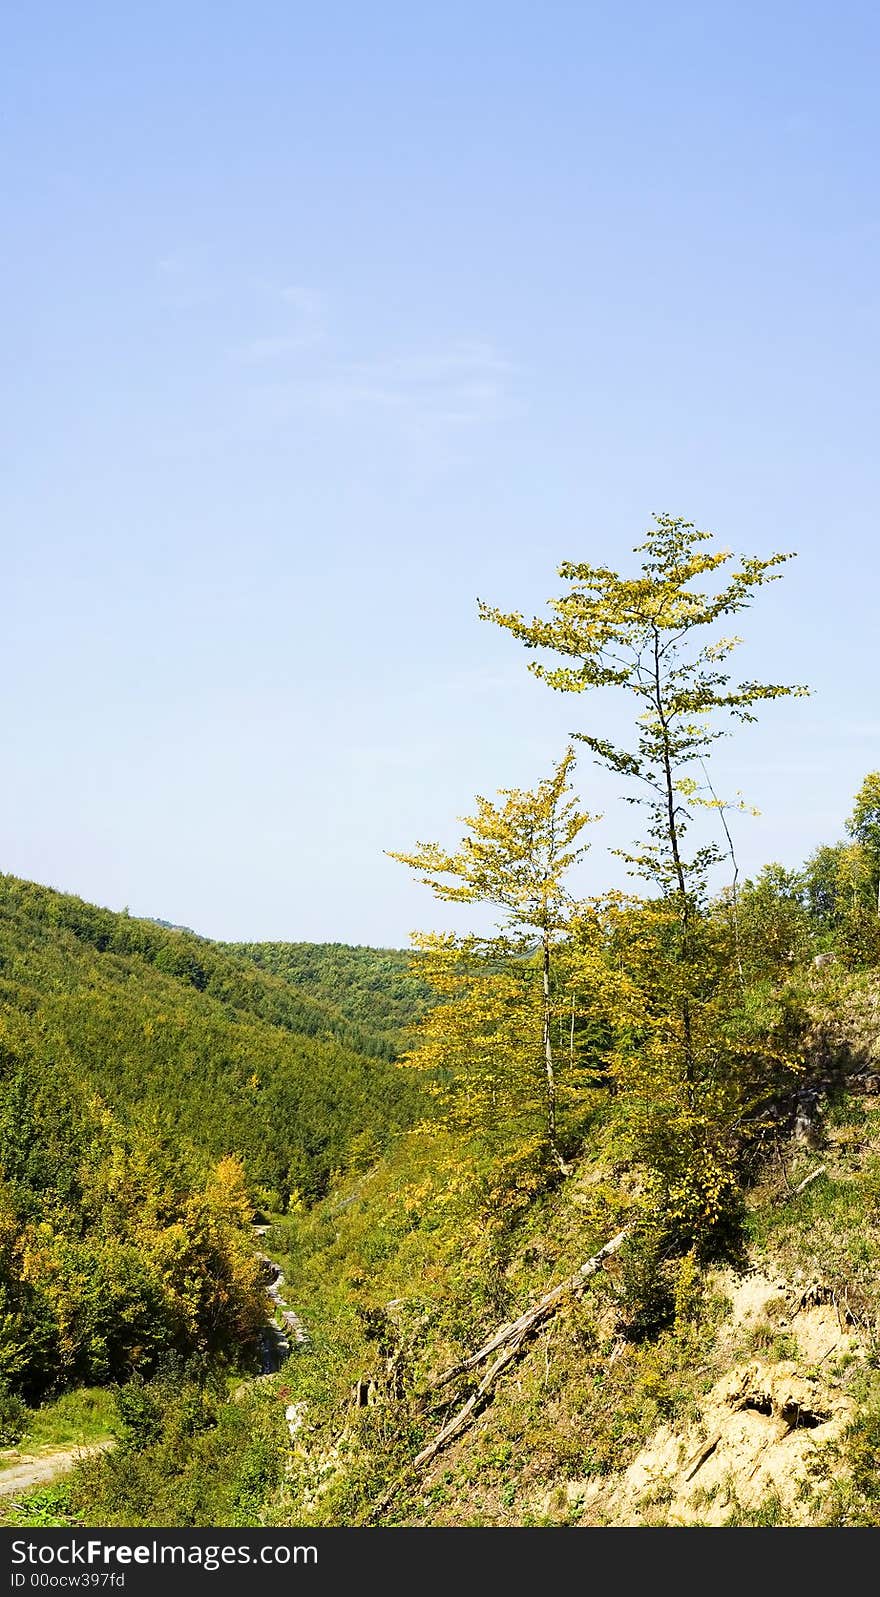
4,517 -> 880,1529
0,881 -> 423,1414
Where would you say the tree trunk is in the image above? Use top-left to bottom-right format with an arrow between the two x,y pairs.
416,1223 -> 633,1470
541,933 -> 558,1150
652,626 -> 695,1093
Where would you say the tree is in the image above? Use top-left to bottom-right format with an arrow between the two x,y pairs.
736,863 -> 812,979
800,778 -> 880,963
480,514 -> 808,1083
847,772 -> 880,916
389,749 -> 598,1164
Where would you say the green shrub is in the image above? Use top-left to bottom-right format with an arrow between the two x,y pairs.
615,1230 -> 675,1341
67,1375 -> 289,1528
0,1382 -> 26,1445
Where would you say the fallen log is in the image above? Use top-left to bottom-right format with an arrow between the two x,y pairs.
784,1165 -> 826,1201
682,1431 -> 721,1482
429,1224 -> 633,1394
413,1329 -> 531,1469
367,1223 -> 633,1519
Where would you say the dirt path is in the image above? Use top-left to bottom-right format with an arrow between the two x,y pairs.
0,1441 -> 112,1498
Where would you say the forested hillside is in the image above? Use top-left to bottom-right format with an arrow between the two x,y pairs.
0,877 -> 424,1423
0,1045 -> 265,1403
227,941 -> 430,1057
5,518 -> 880,1531
0,875 -> 421,1207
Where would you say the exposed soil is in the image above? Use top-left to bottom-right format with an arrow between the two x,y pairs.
0,1441 -> 112,1499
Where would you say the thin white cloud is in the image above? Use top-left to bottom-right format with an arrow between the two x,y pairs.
236,284 -> 326,360
233,278 -> 515,428
152,273 -> 523,465
277,340 -> 518,431
280,284 -> 325,317
364,343 -> 516,384
238,334 -> 320,361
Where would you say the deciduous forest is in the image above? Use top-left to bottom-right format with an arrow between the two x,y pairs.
4,518 -> 880,1528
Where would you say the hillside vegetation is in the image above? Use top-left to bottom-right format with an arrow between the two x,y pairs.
227,940 -> 430,1058
30,960 -> 880,1530
5,515 -> 880,1530
0,875 -> 422,1207
0,877 -> 424,1421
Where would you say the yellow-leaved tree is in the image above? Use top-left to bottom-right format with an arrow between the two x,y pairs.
480,515 -> 810,1247
389,748 -> 599,1171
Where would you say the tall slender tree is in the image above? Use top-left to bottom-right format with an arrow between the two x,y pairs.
389,749 -> 598,1162
480,514 -> 809,1084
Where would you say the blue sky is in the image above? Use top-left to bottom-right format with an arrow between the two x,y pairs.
3,2 -> 879,945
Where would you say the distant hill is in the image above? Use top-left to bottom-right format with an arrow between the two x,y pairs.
0,874 -> 423,1205
226,939 -> 430,1055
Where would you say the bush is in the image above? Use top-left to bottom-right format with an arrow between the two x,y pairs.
113,1377 -> 164,1448
0,1382 -> 26,1445
614,1230 -> 675,1341
68,1376 -> 289,1527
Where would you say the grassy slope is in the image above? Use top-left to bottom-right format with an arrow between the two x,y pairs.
227,967 -> 880,1530
3,1389 -> 116,1457
0,877 -> 429,1529
10,967 -> 880,1529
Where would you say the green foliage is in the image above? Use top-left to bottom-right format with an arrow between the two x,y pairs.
723,1493 -> 787,1527
790,775 -> 880,967
0,1038 -> 268,1400
479,515 -> 809,1250
0,1383 -> 26,1444
390,750 -> 600,1163
593,895 -> 804,1251
0,873 -> 422,1204
21,1387 -> 115,1451
737,864 -> 813,978
803,841 -> 880,958
389,749 -> 595,929
824,1389 -> 880,1525
0,871 -> 428,1442
480,513 -> 806,903
615,1232 -> 712,1344
614,1230 -> 676,1340
748,1135 -> 880,1358
64,1372 -> 290,1527
112,1375 -> 165,1447
227,941 -> 431,1057
848,773 -> 880,874
4,1484 -> 78,1529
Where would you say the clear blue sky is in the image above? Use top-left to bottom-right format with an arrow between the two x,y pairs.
3,2 -> 878,945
